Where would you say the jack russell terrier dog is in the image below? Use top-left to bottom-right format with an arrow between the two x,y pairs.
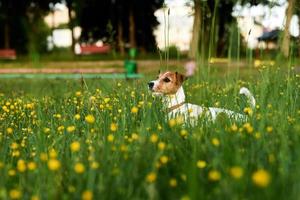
148,71 -> 256,124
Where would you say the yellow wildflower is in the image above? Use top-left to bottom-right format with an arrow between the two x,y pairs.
17,159 -> 27,172
74,162 -> 85,174
110,123 -> 117,132
252,169 -> 271,187
211,138 -> 220,147
9,189 -> 22,199
74,114 -> 81,120
150,134 -> 158,143
67,126 -> 76,133
160,155 -> 169,164
6,127 -> 13,134
85,115 -> 95,124
229,166 -> 243,179
48,159 -> 61,171
131,106 -> 138,114
168,118 -> 176,127
75,91 -> 82,97
107,134 -> 114,142
244,107 -> 253,116
146,172 -> 157,183
266,126 -> 273,133
243,123 -> 254,134
231,124 -> 238,132
169,178 -> 177,187
27,162 -> 37,171
208,170 -> 221,181
70,141 -> 81,152
82,190 -> 93,200
158,142 -> 166,150
196,160 -> 207,169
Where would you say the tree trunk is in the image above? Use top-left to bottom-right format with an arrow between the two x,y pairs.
129,5 -> 136,48
281,0 -> 295,58
4,21 -> 10,49
67,2 -> 75,53
188,0 -> 201,59
117,19 -> 125,56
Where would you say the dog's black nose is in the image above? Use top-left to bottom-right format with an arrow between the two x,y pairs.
148,82 -> 154,89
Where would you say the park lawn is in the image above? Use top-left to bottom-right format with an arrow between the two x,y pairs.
0,64 -> 299,200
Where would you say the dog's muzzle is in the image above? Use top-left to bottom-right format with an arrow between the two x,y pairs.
148,82 -> 154,90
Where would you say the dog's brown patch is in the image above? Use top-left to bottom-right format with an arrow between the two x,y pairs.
152,71 -> 186,94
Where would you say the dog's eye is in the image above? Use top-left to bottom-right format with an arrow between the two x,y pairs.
163,77 -> 170,82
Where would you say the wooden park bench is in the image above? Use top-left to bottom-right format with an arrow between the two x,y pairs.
78,44 -> 110,55
0,49 -> 17,60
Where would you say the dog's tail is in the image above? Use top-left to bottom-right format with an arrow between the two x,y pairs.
239,87 -> 256,109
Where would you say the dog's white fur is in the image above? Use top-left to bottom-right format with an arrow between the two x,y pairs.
149,71 -> 255,124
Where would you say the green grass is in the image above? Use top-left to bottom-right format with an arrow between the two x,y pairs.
0,64 -> 299,200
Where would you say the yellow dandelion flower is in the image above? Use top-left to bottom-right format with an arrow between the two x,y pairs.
131,106 -> 138,114
243,123 -> 254,134
57,125 -> 64,132
8,169 -> 16,176
196,160 -> 207,169
48,159 -> 61,171
31,195 -> 40,200
252,169 -> 271,187
17,159 -> 27,172
75,91 -> 82,97
231,124 -> 238,132
91,161 -> 99,169
43,127 -> 50,134
85,115 -> 95,124
67,126 -> 76,133
40,153 -> 48,162
211,138 -> 220,147
146,172 -> 157,183
30,195 -> 40,200
110,123 -> 117,132
208,170 -> 221,181
104,98 -> 110,103
244,107 -> 253,116
10,142 -> 19,150
74,162 -> 85,174
27,161 -> 37,171
82,190 -> 93,200
12,150 -> 20,157
6,127 -> 13,134
107,134 -> 114,142
168,118 -> 176,127
160,155 -> 169,164
150,134 -> 158,143
74,114 -> 81,120
255,132 -> 261,139
169,178 -> 177,187
49,149 -> 57,158
70,141 -> 81,152
229,166 -> 243,179
158,142 -> 166,150
9,189 -> 22,199
131,133 -> 139,140
266,126 -> 273,133
180,129 -> 188,138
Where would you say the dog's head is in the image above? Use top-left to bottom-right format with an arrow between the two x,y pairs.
148,71 -> 186,95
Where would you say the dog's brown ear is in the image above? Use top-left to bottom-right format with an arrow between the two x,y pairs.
175,71 -> 187,84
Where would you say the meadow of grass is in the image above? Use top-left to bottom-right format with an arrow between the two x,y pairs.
0,63 -> 299,200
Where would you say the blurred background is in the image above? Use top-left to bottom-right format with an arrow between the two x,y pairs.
0,0 -> 299,71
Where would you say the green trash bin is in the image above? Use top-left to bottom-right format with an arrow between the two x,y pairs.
129,48 -> 137,59
124,60 -> 137,74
